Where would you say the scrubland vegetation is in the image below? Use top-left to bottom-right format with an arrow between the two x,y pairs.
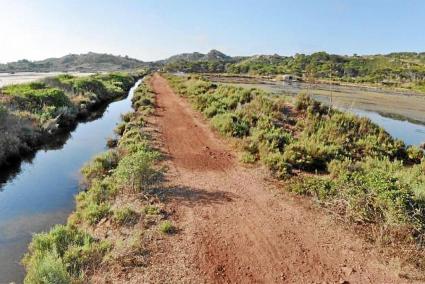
165,73 -> 425,264
23,77 -> 169,283
228,52 -> 425,87
228,52 -> 425,93
0,71 -> 141,167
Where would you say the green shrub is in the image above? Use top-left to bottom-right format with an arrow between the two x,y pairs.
113,149 -> 160,192
294,93 -> 325,114
81,203 -> 111,225
289,176 -> 336,200
27,225 -> 88,257
240,152 -> 256,163
283,140 -> 338,171
63,240 -> 110,277
159,220 -> 175,234
263,151 -> 292,178
406,146 -> 424,163
23,225 -> 109,283
76,179 -> 115,208
211,113 -> 249,137
114,122 -> 127,136
144,205 -> 160,215
113,207 -> 139,225
24,250 -> 71,284
81,150 -> 119,180
132,82 -> 155,110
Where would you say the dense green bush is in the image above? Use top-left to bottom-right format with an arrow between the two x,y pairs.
114,150 -> 159,192
24,250 -> 71,284
211,113 -> 249,137
159,220 -> 175,234
291,157 -> 425,231
23,225 -> 110,283
2,82 -> 71,118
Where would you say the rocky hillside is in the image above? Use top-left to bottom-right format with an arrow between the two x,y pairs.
163,49 -> 233,64
161,49 -> 243,73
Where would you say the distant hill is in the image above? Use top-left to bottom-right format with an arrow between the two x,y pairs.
161,49 -> 244,73
163,49 -> 233,64
0,52 -> 149,73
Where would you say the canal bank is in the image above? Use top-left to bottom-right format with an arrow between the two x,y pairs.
0,79 -> 143,283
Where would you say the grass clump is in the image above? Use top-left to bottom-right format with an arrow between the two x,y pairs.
81,150 -> 120,181
144,205 -> 160,215
290,157 -> 425,231
159,220 -> 175,234
113,207 -> 139,226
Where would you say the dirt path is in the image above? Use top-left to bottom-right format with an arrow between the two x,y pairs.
140,73 -> 407,283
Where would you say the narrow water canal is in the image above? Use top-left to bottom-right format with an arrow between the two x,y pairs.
0,79 -> 143,283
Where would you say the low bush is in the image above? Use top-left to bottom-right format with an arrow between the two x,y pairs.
78,202 -> 111,225
211,113 -> 249,137
24,250 -> 71,284
113,150 -> 160,192
81,150 -> 120,181
23,225 -> 110,283
144,205 -> 160,215
240,151 -> 256,164
292,157 -> 425,230
159,220 -> 175,234
113,207 -> 139,226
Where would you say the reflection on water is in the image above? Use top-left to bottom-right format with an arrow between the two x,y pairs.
345,108 -> 425,146
0,103 -> 108,189
0,79 -> 142,283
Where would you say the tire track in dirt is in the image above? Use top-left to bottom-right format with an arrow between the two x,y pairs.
141,73 -> 408,283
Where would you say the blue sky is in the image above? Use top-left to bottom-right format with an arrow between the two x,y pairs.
0,0 -> 424,63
